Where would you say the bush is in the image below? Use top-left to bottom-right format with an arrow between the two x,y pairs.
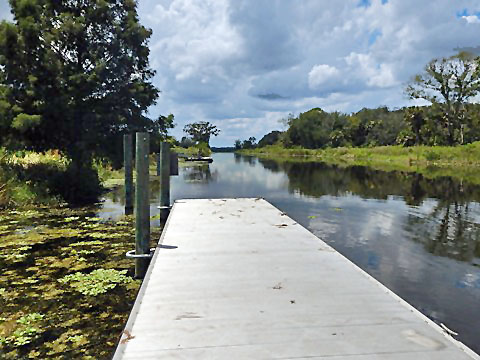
0,149 -> 104,207
425,151 -> 441,161
51,163 -> 104,205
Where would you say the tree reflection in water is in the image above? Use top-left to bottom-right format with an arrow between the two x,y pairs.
182,164 -> 218,184
258,158 -> 480,264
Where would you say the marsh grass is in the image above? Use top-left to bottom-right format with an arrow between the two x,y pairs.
238,143 -> 480,184
172,145 -> 212,157
0,206 -> 161,359
0,149 -> 129,207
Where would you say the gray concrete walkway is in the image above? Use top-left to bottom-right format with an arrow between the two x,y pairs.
114,198 -> 479,359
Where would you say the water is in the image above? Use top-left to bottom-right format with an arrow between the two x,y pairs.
103,153 -> 480,353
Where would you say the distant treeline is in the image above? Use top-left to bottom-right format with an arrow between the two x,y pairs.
211,147 -> 235,152
236,104 -> 480,150
236,52 -> 480,150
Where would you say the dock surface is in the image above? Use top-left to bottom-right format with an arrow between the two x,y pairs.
114,198 -> 478,359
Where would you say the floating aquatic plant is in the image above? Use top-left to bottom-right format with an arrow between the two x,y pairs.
69,240 -> 103,247
0,205 -> 161,359
0,313 -> 45,347
58,269 -> 132,296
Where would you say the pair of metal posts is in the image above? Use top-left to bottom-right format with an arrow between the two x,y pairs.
123,133 -> 171,278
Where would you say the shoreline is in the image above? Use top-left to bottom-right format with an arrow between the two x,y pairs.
236,143 -> 480,185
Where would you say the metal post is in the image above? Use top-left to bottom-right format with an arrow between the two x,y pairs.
156,153 -> 161,176
170,152 -> 179,176
159,142 -> 170,224
124,134 -> 133,214
135,132 -> 150,278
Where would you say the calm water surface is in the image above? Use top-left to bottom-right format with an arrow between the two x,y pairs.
103,153 -> 480,353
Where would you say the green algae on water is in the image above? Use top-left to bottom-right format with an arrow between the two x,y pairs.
0,206 -> 161,359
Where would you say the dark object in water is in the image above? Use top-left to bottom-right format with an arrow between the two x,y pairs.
185,157 -> 213,163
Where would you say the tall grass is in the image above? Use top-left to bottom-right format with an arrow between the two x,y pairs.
0,149 -> 69,208
238,142 -> 480,166
172,144 -> 212,156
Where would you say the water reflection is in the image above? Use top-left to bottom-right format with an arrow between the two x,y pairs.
234,153 -> 257,166
406,201 -> 480,263
257,159 -> 480,264
183,164 -> 218,183
99,153 -> 480,353
260,159 -> 480,204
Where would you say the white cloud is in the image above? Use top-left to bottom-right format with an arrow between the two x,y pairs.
308,64 -> 340,89
345,52 -> 397,88
462,15 -> 480,24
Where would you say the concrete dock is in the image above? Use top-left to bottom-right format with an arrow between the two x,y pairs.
114,198 -> 479,359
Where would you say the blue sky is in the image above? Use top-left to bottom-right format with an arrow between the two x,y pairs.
1,0 -> 480,146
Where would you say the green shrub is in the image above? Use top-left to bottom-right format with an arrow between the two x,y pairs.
425,151 -> 441,161
0,148 -> 105,207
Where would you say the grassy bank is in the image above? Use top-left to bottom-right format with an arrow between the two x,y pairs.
0,149 -> 129,208
172,145 -> 212,157
0,150 -> 67,208
237,143 -> 480,184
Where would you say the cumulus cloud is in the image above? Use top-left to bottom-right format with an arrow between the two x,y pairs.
462,15 -> 480,24
345,52 -> 397,88
308,64 -> 340,89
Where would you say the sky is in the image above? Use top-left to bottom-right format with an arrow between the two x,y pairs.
1,0 -> 480,146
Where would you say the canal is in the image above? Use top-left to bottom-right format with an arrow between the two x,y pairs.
104,152 -> 480,353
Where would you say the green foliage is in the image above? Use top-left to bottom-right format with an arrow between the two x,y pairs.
424,151 -> 441,161
0,0 -> 160,159
240,142 -> 480,180
179,136 -> 196,148
0,206 -> 158,359
234,139 -> 242,150
58,269 -> 132,296
0,149 -> 66,207
405,52 -> 480,145
280,106 -> 407,149
174,143 -> 212,157
0,0 -> 177,203
195,142 -> 211,157
0,313 -> 45,347
11,114 -> 41,133
183,121 -> 220,146
236,137 -> 257,149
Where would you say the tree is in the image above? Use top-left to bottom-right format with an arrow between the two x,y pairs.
403,107 -> 425,145
0,0 -> 161,203
145,114 -> 175,156
285,108 -> 349,148
258,131 -> 282,147
278,112 -> 295,130
179,136 -> 195,148
241,137 -> 256,149
183,121 -> 220,146
234,139 -> 242,150
406,52 -> 480,145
